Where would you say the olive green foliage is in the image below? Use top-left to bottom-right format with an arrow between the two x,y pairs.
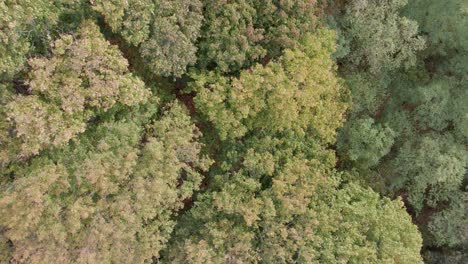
4,21 -> 150,157
168,159 -> 422,263
427,192 -> 467,248
193,29 -> 348,143
253,0 -> 318,54
0,102 -> 211,263
197,0 -> 265,72
412,77 -> 467,134
197,0 -> 317,73
380,72 -> 467,250
339,0 -> 425,73
0,0 -> 87,80
4,0 -> 461,262
344,73 -> 388,116
338,117 -> 395,168
93,0 -> 203,77
165,28 -> 422,263
404,0 -> 467,59
392,135 -> 466,212
0,0 -> 58,79
333,0 -> 468,256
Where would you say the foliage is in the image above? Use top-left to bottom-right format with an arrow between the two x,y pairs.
4,20 -> 150,157
392,135 -> 466,213
404,0 -> 467,59
253,0 -> 318,55
0,0 -> 88,80
93,0 -> 203,77
427,192 -> 467,248
196,0 -> 265,72
332,0 -> 467,256
165,136 -> 422,263
163,27 -> 422,263
0,84 -> 21,170
338,0 -> 425,73
192,28 -> 348,143
5,0 -> 466,262
344,73 -> 389,116
197,0 -> 318,73
338,117 -> 395,168
0,102 -> 211,263
0,0 -> 58,79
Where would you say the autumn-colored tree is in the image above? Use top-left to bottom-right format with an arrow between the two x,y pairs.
4,0 -> 464,263
4,21 -> 149,157
0,102 -> 211,263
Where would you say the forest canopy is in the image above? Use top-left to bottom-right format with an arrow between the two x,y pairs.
0,0 -> 466,263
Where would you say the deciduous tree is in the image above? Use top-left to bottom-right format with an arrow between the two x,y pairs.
5,21 -> 150,156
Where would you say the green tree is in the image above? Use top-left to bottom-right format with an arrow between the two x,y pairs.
332,0 -> 467,256
93,0 -> 203,77
404,0 -> 467,60
0,0 -> 57,79
197,0 -> 318,73
196,0 -> 265,72
338,117 -> 395,168
338,0 -> 425,74
0,0 -> 88,80
392,135 -> 466,213
0,102 -> 211,263
164,28 -> 422,263
427,192 -> 467,248
4,20 -> 150,157
344,73 -> 389,116
192,28 -> 348,143
253,0 -> 318,56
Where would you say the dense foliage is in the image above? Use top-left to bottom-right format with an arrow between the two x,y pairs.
0,0 -> 465,263
332,0 -> 467,261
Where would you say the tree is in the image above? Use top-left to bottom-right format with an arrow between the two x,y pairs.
192,28 -> 348,144
253,0 -> 318,56
93,0 -> 203,77
164,27 -> 422,263
4,20 -> 150,157
0,0 -> 88,80
392,135 -> 465,213
338,0 -> 425,74
343,73 -> 389,116
338,117 -> 395,168
427,192 -> 467,248
197,0 -> 318,73
196,0 -> 265,73
0,0 -> 57,79
0,102 -> 211,263
0,84 -> 21,171
403,0 -> 467,60
332,0 -> 466,258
